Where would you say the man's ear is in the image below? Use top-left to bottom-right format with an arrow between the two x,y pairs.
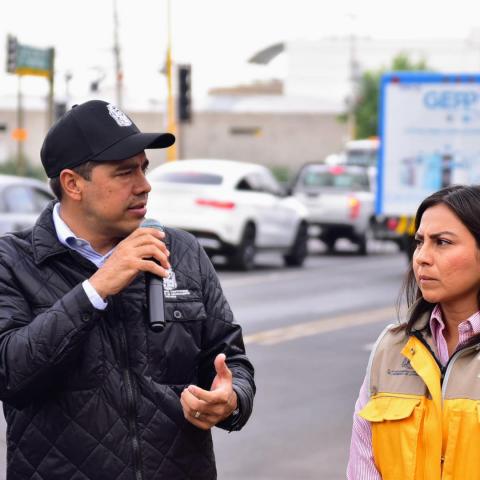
59,169 -> 85,201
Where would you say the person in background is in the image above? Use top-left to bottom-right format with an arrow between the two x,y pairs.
348,185 -> 480,479
0,100 -> 255,479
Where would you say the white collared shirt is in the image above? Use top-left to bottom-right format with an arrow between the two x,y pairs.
52,202 -> 111,310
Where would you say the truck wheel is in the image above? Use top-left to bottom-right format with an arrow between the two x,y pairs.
358,227 -> 373,256
394,238 -> 406,252
404,234 -> 416,261
228,224 -> 256,271
284,222 -> 308,267
323,236 -> 336,254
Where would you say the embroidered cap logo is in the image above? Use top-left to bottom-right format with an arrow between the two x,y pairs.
107,104 -> 132,127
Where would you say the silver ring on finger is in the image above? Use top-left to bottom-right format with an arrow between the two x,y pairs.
194,410 -> 201,419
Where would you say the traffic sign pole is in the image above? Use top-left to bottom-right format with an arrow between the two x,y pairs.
16,75 -> 25,176
6,35 -> 56,173
166,0 -> 177,161
47,47 -> 55,127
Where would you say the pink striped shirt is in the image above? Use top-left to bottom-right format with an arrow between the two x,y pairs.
346,306 -> 480,479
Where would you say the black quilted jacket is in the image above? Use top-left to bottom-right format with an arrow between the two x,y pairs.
0,203 -> 255,480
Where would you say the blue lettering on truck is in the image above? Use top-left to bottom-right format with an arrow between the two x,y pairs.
424,91 -> 479,109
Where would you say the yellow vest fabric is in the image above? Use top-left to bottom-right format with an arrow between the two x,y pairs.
359,323 -> 480,480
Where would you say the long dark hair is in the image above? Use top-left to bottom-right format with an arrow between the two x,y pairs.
399,185 -> 480,335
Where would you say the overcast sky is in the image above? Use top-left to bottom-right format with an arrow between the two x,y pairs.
1,0 -> 480,106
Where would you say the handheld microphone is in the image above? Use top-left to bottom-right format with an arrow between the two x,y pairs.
141,218 -> 167,332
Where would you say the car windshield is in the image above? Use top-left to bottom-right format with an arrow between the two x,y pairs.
345,149 -> 378,167
298,167 -> 369,191
149,171 -> 223,185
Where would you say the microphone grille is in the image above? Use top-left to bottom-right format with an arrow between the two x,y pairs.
140,218 -> 164,232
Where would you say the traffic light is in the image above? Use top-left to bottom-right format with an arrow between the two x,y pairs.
6,35 -> 18,74
178,64 -> 192,122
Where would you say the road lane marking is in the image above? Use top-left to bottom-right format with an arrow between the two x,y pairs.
221,271 -> 288,288
221,256 -> 404,289
222,266 -> 371,289
220,264 -> 344,288
244,306 -> 397,346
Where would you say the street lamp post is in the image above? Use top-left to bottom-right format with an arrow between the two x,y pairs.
113,0 -> 123,108
16,74 -> 25,176
166,0 -> 178,161
347,13 -> 361,140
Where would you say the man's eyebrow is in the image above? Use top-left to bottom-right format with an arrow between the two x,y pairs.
114,159 -> 149,171
415,231 -> 459,239
114,162 -> 136,170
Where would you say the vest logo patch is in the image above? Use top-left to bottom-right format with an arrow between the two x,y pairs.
402,358 -> 414,370
163,269 -> 177,291
163,268 -> 191,299
387,357 -> 418,376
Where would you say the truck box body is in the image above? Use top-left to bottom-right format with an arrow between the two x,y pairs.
376,72 -> 480,216
377,72 -> 480,253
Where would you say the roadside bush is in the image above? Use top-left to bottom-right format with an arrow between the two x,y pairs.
270,165 -> 291,184
0,158 -> 46,180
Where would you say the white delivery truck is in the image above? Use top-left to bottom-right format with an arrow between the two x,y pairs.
377,71 -> 480,256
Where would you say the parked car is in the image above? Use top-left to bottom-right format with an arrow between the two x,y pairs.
147,159 -> 309,270
0,175 -> 54,234
290,164 -> 375,255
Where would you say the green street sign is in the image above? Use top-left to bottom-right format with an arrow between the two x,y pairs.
5,35 -> 54,77
16,44 -> 53,77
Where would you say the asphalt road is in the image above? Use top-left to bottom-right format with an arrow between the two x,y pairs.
212,240 -> 407,479
0,239 -> 408,479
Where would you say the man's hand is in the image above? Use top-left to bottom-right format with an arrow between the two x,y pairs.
89,227 -> 170,299
180,353 -> 238,430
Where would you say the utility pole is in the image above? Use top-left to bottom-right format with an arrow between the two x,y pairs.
166,0 -> 177,161
47,47 -> 55,127
65,70 -> 73,107
113,0 -> 123,108
347,13 -> 360,140
16,74 -> 25,176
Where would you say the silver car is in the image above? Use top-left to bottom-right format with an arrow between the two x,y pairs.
0,175 -> 54,234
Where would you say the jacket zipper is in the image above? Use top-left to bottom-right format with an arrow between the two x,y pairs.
411,331 -> 480,471
412,331 -> 480,398
441,343 -> 480,399
115,298 -> 144,480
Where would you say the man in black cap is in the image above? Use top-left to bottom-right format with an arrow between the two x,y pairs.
0,100 -> 255,479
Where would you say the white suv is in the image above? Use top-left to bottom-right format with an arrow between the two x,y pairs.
147,159 -> 309,270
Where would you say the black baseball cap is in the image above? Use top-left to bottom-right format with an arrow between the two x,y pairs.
40,100 -> 175,178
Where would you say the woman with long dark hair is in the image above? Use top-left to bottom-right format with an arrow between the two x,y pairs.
347,185 -> 480,479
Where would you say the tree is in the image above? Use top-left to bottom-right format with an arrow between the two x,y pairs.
352,53 -> 430,138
